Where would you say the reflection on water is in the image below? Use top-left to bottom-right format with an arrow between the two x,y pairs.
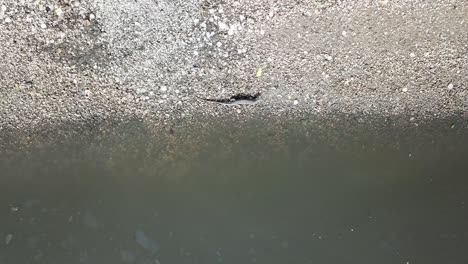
1,118 -> 468,264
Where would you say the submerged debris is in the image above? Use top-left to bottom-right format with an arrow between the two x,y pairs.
5,234 -> 13,245
83,211 -> 98,228
121,250 -> 136,263
135,229 -> 159,254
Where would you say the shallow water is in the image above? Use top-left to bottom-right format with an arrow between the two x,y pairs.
1,119 -> 468,264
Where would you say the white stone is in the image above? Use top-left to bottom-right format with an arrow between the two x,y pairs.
160,86 -> 167,92
89,14 -> 95,20
4,17 -> 11,23
293,100 -> 299,105
342,30 -> 347,36
218,22 -> 229,31
1,5 -> 7,12
448,83 -> 454,90
216,42 -> 222,47
402,87 -> 408,92
193,18 -> 199,25
55,7 -> 63,17
228,29 -> 234,35
410,52 -> 416,58
40,23 -> 47,29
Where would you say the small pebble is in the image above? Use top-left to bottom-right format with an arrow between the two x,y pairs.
89,14 -> 95,20
40,23 -> 47,29
410,52 -> 416,58
83,90 -> 91,97
160,86 -> 167,92
402,87 -> 408,92
218,22 -> 229,31
342,30 -> 347,36
448,83 -> 454,90
4,17 -> 12,23
293,100 -> 299,105
55,7 -> 63,17
1,5 -> 6,12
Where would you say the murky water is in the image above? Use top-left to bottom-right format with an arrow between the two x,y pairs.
1,118 -> 468,264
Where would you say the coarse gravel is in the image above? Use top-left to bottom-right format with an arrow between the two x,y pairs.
1,0 -> 467,134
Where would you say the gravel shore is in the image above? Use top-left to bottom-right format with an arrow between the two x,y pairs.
1,0 -> 467,133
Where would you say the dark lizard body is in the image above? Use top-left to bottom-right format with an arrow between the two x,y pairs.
199,92 -> 261,105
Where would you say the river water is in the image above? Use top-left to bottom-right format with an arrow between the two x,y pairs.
1,118 -> 467,264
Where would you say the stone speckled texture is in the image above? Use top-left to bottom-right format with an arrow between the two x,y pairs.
0,0 -> 467,133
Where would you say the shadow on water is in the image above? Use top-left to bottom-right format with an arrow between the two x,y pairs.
1,116 -> 468,264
